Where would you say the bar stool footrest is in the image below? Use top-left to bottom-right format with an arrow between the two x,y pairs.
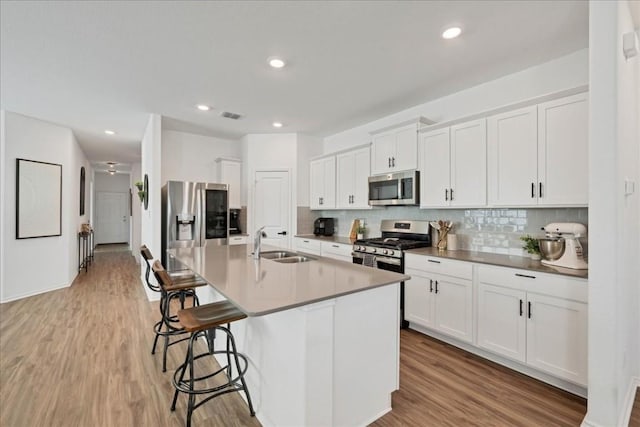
172,350 -> 250,395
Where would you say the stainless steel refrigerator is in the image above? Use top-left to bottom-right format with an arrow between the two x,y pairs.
161,180 -> 229,268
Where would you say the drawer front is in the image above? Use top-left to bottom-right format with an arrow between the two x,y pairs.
295,237 -> 322,255
478,265 -> 587,302
228,235 -> 248,245
321,242 -> 352,259
404,253 -> 472,280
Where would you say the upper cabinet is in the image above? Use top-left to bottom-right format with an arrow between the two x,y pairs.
420,119 -> 487,208
336,146 -> 370,209
488,93 -> 588,207
370,118 -> 434,175
310,156 -> 336,210
216,157 -> 242,209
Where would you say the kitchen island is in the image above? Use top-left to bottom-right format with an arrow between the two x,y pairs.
168,244 -> 409,427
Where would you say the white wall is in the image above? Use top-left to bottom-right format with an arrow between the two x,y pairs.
161,129 -> 240,185
584,1 -> 640,426
94,171 -> 130,192
324,49 -> 589,153
140,114 -> 162,301
1,111 -> 90,303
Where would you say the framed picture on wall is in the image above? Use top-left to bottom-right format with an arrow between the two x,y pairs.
16,158 -> 63,239
79,166 -> 86,215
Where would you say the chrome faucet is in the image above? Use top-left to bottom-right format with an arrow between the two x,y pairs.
253,226 -> 267,259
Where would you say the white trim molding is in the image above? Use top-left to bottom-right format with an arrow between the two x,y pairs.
620,377 -> 640,427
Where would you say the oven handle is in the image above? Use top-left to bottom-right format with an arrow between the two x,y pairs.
351,252 -> 402,266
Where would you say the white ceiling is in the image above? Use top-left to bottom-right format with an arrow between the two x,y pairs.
1,1 -> 588,167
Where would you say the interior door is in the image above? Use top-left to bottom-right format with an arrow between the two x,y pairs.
95,192 -> 129,244
253,170 -> 290,249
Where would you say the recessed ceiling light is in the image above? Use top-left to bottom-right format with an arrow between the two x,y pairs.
269,58 -> 286,69
196,104 -> 211,111
104,130 -> 116,135
108,170 -> 116,175
442,27 -> 462,39
272,122 -> 283,128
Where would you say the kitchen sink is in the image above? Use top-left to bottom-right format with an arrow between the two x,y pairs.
260,250 -> 299,260
273,255 -> 316,264
260,251 -> 317,263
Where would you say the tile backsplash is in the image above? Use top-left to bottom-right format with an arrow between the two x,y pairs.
308,206 -> 588,257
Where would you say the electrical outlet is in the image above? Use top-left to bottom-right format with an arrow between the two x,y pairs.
624,179 -> 636,196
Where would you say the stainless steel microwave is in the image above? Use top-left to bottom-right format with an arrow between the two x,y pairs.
368,170 -> 419,206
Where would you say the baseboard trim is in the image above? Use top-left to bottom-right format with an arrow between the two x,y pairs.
576,377 -> 640,427
0,282 -> 69,304
620,377 -> 640,427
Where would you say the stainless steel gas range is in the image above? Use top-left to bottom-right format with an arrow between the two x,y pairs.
352,219 -> 432,328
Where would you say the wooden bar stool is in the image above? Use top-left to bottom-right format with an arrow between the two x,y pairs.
151,260 -> 207,372
170,300 -> 255,427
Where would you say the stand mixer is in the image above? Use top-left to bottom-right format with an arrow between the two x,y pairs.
539,222 -> 588,270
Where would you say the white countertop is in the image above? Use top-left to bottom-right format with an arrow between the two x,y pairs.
168,244 -> 409,316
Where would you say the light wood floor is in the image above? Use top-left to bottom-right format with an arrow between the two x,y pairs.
1,250 -> 590,426
631,387 -> 640,427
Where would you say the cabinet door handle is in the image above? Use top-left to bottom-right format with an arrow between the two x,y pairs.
392,157 -> 395,167
303,240 -> 310,243
450,188 -> 454,201
435,280 -> 439,294
528,301 -> 532,319
429,279 -> 433,293
332,244 -> 339,248
531,182 -> 535,198
320,197 -> 323,205
539,182 -> 543,198
427,259 -> 441,264
515,273 -> 536,279
445,189 -> 449,201
519,299 -> 523,316
277,231 -> 287,236
388,157 -> 392,168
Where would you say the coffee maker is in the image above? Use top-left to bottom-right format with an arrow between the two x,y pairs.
229,209 -> 241,234
314,218 -> 335,236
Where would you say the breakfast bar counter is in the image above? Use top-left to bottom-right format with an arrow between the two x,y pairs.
168,244 -> 408,427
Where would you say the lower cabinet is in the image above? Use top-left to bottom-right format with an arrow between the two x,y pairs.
295,237 -> 322,256
477,266 -> 587,386
405,255 -> 473,344
320,242 -> 353,263
228,235 -> 248,245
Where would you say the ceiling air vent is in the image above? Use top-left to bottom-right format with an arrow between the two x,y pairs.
220,111 -> 242,120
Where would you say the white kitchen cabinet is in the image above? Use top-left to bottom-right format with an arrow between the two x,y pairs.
405,254 -> 473,343
295,237 -> 322,256
525,292 -> 588,386
320,241 -> 353,263
477,283 -> 527,362
336,147 -> 370,209
310,156 -> 336,210
216,157 -> 242,209
420,119 -> 486,207
487,106 -> 538,206
228,235 -> 248,245
371,121 -> 426,175
477,265 -> 588,386
536,93 -> 589,205
404,273 -> 435,328
488,92 -> 588,207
